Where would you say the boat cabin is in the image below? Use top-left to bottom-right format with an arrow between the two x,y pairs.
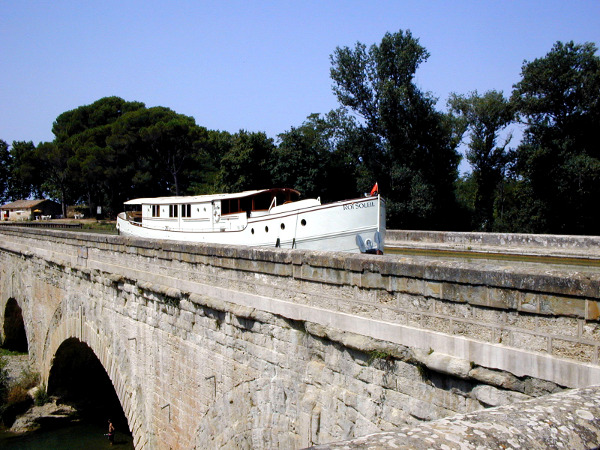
123,188 -> 301,232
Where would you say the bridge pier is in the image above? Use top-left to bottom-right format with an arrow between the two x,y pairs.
1,226 -> 600,448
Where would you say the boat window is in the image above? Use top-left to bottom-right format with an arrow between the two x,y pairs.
182,204 -> 191,217
152,205 -> 160,217
169,205 -> 178,218
301,219 -> 306,226
252,192 -> 273,211
265,226 -> 269,233
221,198 -> 241,215
281,223 -> 285,230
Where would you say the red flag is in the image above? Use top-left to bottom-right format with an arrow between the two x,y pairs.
370,182 -> 379,196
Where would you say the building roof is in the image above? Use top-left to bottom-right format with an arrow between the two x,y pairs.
1,199 -> 53,210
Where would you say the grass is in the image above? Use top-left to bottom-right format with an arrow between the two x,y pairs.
81,221 -> 116,233
34,384 -> 50,406
0,348 -> 27,357
367,350 -> 394,366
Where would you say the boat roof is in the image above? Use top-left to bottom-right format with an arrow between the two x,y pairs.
123,188 -> 301,205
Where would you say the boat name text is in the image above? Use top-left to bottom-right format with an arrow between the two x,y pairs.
343,201 -> 375,211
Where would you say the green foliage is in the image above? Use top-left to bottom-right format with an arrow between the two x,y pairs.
448,90 -> 514,230
6,141 -> 42,202
218,130 -> 275,192
0,140 -> 9,203
28,97 -> 216,216
330,30 -> 460,229
510,41 -> 600,234
367,350 -> 393,366
19,367 -> 40,390
273,112 -> 358,202
34,383 -> 50,406
0,356 -> 9,405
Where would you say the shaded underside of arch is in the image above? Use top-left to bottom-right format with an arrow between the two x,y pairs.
2,297 -> 28,352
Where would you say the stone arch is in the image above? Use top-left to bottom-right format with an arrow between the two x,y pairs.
41,312 -> 147,448
2,297 -> 28,352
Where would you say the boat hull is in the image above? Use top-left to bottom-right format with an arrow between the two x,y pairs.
117,196 -> 385,253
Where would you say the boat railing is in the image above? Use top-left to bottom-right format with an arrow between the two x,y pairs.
268,196 -> 277,212
125,211 -> 142,223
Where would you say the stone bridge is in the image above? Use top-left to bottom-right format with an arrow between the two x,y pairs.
1,226 -> 600,448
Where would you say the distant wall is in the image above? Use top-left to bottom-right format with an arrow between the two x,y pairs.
387,230 -> 600,258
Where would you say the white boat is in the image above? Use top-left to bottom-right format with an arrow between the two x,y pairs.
116,188 -> 386,253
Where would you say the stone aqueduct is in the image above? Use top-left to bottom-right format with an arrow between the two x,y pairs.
1,226 -> 600,448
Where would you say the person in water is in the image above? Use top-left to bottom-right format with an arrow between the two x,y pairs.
107,419 -> 115,445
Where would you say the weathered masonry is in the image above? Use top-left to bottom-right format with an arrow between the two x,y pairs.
1,226 -> 600,448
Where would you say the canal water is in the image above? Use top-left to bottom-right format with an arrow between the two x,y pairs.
0,422 -> 134,449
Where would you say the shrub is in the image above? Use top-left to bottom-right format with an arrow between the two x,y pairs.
6,385 -> 28,405
34,384 -> 50,406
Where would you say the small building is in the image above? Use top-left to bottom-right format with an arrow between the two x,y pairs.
1,199 -> 62,221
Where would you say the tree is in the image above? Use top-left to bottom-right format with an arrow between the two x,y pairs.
186,129 -> 232,195
36,141 -> 76,216
218,131 -> 275,192
138,108 -> 204,196
511,41 -> 600,234
7,141 -> 43,201
330,30 -> 460,228
274,111 -> 366,202
448,90 -> 515,230
52,96 -> 145,142
48,97 -> 147,215
0,140 -> 9,203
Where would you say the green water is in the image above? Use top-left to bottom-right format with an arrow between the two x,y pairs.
0,422 -> 134,449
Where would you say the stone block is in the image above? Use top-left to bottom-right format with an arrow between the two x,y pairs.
536,315 -> 578,337
433,299 -> 472,319
360,271 -> 387,290
423,280 -> 442,298
421,315 -> 453,334
519,293 -> 539,313
511,331 -> 548,353
396,293 -> 433,313
586,300 -> 600,321
471,307 -> 505,326
298,265 -> 349,286
471,384 -> 531,407
420,352 -> 471,379
468,367 -> 524,392
552,338 -> 596,363
581,322 -> 600,341
487,287 -> 519,310
440,282 -> 464,303
453,321 -> 495,343
539,294 -> 586,318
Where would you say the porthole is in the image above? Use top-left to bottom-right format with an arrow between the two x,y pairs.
265,226 -> 269,233
301,219 -> 307,226
251,228 -> 254,234
281,223 -> 285,230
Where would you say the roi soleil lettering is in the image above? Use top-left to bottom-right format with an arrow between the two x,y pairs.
343,201 -> 375,211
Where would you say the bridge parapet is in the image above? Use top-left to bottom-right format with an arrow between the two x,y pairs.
2,226 -> 599,388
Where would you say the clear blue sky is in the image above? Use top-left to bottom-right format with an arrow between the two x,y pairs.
1,1 -> 599,152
